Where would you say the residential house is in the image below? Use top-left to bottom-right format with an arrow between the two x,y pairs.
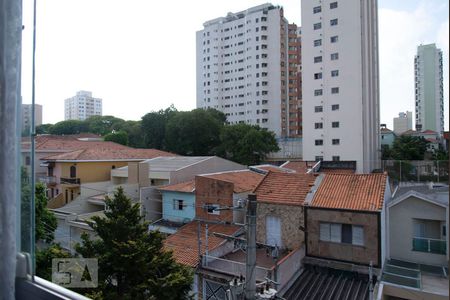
380,183 -> 448,300
380,125 -> 396,148
42,147 -> 176,206
282,173 -> 390,300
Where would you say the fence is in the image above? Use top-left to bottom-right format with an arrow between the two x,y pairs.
382,160 -> 448,183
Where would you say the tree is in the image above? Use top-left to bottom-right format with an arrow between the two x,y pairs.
76,187 -> 193,300
141,105 -> 178,149
165,109 -> 223,155
35,183 -> 58,243
49,120 -> 89,135
217,124 -> 280,165
85,115 -> 125,136
390,135 -> 428,160
36,123 -> 54,134
104,130 -> 129,146
36,244 -> 73,281
118,120 -> 145,148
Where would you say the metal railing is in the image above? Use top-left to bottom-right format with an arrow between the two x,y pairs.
60,177 -> 81,185
38,175 -> 57,184
412,237 -> 447,255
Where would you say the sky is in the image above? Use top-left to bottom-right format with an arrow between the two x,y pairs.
21,0 -> 449,130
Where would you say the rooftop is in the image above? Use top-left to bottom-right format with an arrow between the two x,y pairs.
280,161 -> 312,173
164,221 -> 240,267
254,172 -> 317,206
42,148 -> 176,161
309,173 -> 387,211
249,164 -> 295,174
201,170 -> 264,193
22,134 -> 117,151
158,180 -> 196,193
391,183 -> 449,207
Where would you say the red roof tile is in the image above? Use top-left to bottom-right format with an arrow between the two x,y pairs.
310,173 -> 387,211
251,165 -> 294,173
319,168 -> 355,174
254,172 -> 317,206
158,180 -> 195,193
281,161 -> 314,174
42,147 -> 176,161
164,222 -> 240,267
202,170 -> 264,193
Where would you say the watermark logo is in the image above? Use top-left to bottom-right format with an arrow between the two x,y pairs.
52,258 -> 98,288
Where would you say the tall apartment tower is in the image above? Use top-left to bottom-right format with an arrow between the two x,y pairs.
22,103 -> 42,131
393,111 -> 413,134
301,0 -> 380,173
414,44 -> 444,134
196,4 -> 302,138
64,91 -> 102,121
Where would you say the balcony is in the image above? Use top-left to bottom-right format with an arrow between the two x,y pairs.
38,175 -> 57,184
413,237 -> 446,255
60,177 -> 81,185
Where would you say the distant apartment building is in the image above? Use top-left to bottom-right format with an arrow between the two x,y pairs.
301,0 -> 380,173
196,4 -> 302,138
414,44 -> 444,135
64,91 -> 102,121
393,111 -> 412,134
22,103 -> 42,131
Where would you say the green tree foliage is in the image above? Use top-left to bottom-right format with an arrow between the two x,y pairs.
104,130 -> 129,146
217,124 -> 280,165
49,120 -> 89,135
141,105 -> 178,149
35,183 -> 58,243
118,120 -> 145,148
36,244 -> 73,281
36,123 -> 53,134
165,109 -> 223,155
85,115 -> 125,136
390,136 -> 429,160
75,187 -> 193,300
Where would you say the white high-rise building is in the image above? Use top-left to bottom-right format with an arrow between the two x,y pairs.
301,0 -> 380,173
64,91 -> 102,121
196,4 -> 302,138
393,111 -> 413,134
414,44 -> 444,135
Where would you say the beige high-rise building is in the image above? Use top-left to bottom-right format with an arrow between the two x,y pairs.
22,103 -> 42,131
64,91 -> 102,121
393,111 -> 412,134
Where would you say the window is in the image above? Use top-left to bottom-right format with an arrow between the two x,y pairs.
315,156 -> 324,161
332,104 -> 339,111
330,36 -> 338,43
332,121 -> 340,128
315,106 -> 323,112
173,199 -> 184,211
314,73 -> 322,80
314,22 -> 322,30
332,139 -> 340,145
314,39 -> 322,47
331,70 -> 339,77
315,122 -> 323,129
70,165 -> 77,178
313,6 -> 322,14
331,87 -> 339,94
206,204 -> 220,215
320,223 -> 364,246
315,139 -> 323,146
314,56 -> 322,63
25,156 -> 30,165
330,19 -> 338,26
314,89 -> 323,96
330,2 -> 338,9
332,156 -> 340,161
331,53 -> 339,60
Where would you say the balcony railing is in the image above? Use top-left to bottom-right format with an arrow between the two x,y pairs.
38,175 -> 57,184
412,237 -> 446,255
60,177 -> 81,185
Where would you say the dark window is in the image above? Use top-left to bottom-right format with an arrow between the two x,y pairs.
315,106 -> 323,112
112,165 -> 116,169
332,121 -> 340,128
25,156 -> 30,165
315,139 -> 323,146
342,224 -> 352,244
330,2 -> 338,9
332,156 -> 340,161
70,165 -> 76,178
48,167 -> 54,177
332,104 -> 340,111
313,6 -> 322,14
330,19 -> 338,26
314,73 -> 322,80
332,139 -> 340,145
313,23 -> 322,30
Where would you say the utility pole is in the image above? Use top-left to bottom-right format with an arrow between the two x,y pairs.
245,194 -> 257,299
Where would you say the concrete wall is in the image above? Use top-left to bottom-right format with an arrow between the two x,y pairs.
195,176 -> 234,223
306,208 -> 380,267
58,161 -> 129,183
140,187 -> 162,221
162,191 -> 195,223
388,196 -> 447,266
256,202 -> 304,250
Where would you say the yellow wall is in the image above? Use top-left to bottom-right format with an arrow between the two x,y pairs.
58,161 -> 130,183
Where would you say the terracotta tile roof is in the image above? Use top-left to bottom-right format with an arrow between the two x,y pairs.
380,128 -> 393,133
202,170 -> 264,193
158,180 -> 195,193
164,222 -> 240,267
281,161 -> 314,174
310,173 -> 387,211
319,168 -> 355,174
251,165 -> 294,173
422,130 -> 437,134
254,172 -> 317,206
42,148 -> 176,161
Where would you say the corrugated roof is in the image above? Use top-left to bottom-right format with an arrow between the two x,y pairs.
310,173 -> 387,211
164,222 -> 240,267
42,148 -> 176,161
158,180 -> 195,193
254,172 -> 316,206
202,170 -> 264,193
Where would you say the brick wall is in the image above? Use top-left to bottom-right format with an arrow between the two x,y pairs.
256,202 -> 304,250
195,176 -> 234,222
306,208 -> 380,267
